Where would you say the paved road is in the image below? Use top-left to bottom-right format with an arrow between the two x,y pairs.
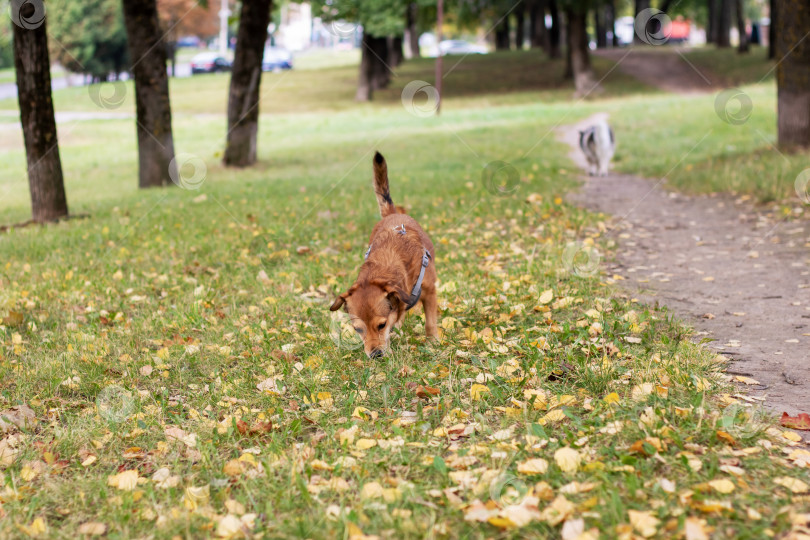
0,63 -> 193,101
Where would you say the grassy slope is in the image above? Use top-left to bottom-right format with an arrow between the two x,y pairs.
608,46 -> 809,204
0,50 -> 808,539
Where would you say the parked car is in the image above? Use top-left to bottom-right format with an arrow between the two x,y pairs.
177,36 -> 201,48
262,47 -> 293,71
438,40 -> 488,56
190,52 -> 231,74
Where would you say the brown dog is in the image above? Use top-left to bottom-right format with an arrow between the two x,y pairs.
330,152 -> 438,358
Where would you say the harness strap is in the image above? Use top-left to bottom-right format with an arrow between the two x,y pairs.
364,243 -> 431,311
405,250 -> 431,310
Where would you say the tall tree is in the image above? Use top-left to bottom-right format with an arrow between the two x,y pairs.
548,0 -> 561,57
606,0 -> 618,46
387,35 -> 404,67
494,14 -> 511,50
224,0 -> 272,166
49,0 -> 129,81
515,4 -> 526,49
735,0 -> 748,52
634,0 -> 651,44
121,0 -> 176,188
768,0 -> 776,59
717,0 -> 732,47
776,0 -> 810,149
12,0 -> 69,221
708,0 -> 718,43
405,2 -> 420,58
595,2 -> 607,48
529,0 -> 550,51
315,0 -> 404,101
564,3 -> 599,95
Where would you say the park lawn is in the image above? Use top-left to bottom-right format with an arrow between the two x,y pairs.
0,68 -> 14,85
681,46 -> 776,87
0,50 -> 809,539
606,82 -> 810,205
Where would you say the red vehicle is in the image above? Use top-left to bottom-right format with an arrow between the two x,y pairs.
668,17 -> 691,43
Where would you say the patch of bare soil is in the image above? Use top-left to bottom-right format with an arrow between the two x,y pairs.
595,48 -> 716,93
560,113 -> 810,427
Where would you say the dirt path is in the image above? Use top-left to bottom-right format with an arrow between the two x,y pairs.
595,48 -> 716,93
560,113 -> 810,422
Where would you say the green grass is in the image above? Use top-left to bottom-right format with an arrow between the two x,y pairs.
606,83 -> 809,203
682,45 -> 776,86
0,68 -> 14,85
0,49 -> 808,539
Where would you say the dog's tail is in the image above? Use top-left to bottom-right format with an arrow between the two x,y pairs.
373,152 -> 398,218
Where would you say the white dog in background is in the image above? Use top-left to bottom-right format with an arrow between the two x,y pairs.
579,121 -> 615,177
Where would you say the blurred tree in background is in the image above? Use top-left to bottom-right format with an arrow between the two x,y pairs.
48,0 -> 129,80
0,19 -> 13,69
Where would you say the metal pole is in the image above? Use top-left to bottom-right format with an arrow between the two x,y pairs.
435,0 -> 443,115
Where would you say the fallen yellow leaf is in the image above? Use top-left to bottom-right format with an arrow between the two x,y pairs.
517,458 -> 549,475
554,447 -> 581,473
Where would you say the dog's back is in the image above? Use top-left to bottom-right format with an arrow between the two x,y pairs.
579,121 -> 615,177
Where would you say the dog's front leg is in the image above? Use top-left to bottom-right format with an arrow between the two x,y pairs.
421,287 -> 439,339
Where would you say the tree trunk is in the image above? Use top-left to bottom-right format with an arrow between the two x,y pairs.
660,0 -> 674,11
595,4 -> 607,48
776,0 -> 810,149
736,0 -> 749,52
223,0 -> 272,167
717,0 -> 732,47
769,0 -> 777,59
634,0 -> 651,44
708,0 -> 718,43
12,4 -> 68,222
388,36 -> 404,67
529,0 -> 550,51
121,0 -> 176,187
356,30 -> 373,101
515,4 -> 526,50
495,15 -> 511,50
405,2 -> 420,58
565,8 -> 598,95
549,0 -> 561,57
607,0 -> 618,46
370,36 -> 390,90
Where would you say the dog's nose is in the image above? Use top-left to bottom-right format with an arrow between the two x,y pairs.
369,348 -> 384,359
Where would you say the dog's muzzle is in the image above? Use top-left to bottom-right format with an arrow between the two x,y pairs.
369,349 -> 384,359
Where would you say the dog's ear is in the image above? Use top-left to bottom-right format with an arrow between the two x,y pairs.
329,293 -> 347,311
372,279 -> 409,309
330,284 -> 358,311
